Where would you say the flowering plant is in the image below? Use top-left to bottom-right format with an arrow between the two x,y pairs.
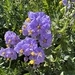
0,12 -> 52,70
0,0 -> 75,75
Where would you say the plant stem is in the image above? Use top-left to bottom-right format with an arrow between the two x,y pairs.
8,60 -> 12,73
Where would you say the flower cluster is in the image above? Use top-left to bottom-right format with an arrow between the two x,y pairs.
0,47 -> 17,60
22,12 -> 52,48
4,31 -> 21,47
0,12 -> 52,65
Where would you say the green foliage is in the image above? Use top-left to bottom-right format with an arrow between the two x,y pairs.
0,0 -> 75,75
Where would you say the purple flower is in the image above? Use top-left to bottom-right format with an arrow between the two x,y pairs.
22,22 -> 28,36
28,12 -> 36,19
22,18 -> 38,37
22,12 -> 52,48
29,12 -> 51,34
25,37 -> 37,48
4,31 -> 20,46
22,12 -> 51,38
0,48 -> 6,57
24,57 -> 28,62
29,47 -> 45,65
14,40 -> 26,55
5,48 -> 17,60
0,48 -> 17,60
39,31 -> 52,48
62,0 -> 75,7
23,37 -> 38,56
62,0 -> 67,6
71,0 -> 75,2
2,11 -> 52,66
14,37 -> 38,56
67,4 -> 71,9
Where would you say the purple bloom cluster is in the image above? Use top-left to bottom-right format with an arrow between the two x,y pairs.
0,31 -> 20,61
0,48 -> 17,60
22,12 -> 52,48
29,47 -> 45,65
4,31 -> 20,47
14,37 -> 45,64
14,37 -> 37,56
0,12 -> 52,65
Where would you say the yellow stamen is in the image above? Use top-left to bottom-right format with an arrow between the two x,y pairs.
29,60 -> 35,65
19,30 -> 22,33
2,52 -> 5,55
26,18 -> 31,22
30,44 -> 33,47
23,25 -> 27,29
20,49 -> 24,54
59,1 -> 63,5
28,30 -> 33,35
37,25 -> 41,29
6,58 -> 10,61
38,52 -> 42,57
6,44 -> 9,48
31,52 -> 35,56
8,39 -> 11,43
43,39 -> 47,43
